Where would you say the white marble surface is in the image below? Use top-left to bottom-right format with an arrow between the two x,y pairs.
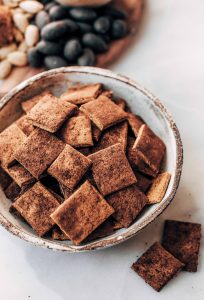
0,0 -> 204,299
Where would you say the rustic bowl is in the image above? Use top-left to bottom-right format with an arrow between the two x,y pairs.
0,67 -> 183,252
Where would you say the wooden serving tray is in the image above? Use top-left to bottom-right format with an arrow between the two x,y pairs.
0,0 -> 144,96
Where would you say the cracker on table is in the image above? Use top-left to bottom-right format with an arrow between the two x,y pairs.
134,171 -> 152,193
106,184 -> 147,227
15,128 -> 65,179
60,83 -> 102,105
89,143 -> 136,196
80,95 -> 127,131
51,180 -> 114,245
12,182 -> 60,236
60,115 -> 93,148
127,113 -> 144,136
5,163 -> 35,188
91,121 -> 128,153
0,123 -> 27,168
16,115 -> 35,136
21,91 -> 52,113
4,181 -> 21,201
0,167 -> 12,190
133,125 -> 166,173
28,94 -> 77,133
147,172 -> 171,204
48,144 -> 92,190
162,220 -> 201,272
127,137 -> 157,178
131,242 -> 184,292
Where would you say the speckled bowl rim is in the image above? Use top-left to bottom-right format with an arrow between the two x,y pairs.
0,67 -> 183,252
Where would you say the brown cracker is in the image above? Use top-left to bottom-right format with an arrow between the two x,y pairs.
0,167 -> 12,190
4,181 -> 21,201
60,83 -> 102,105
28,94 -> 77,133
127,113 -> 144,136
15,128 -> 65,179
80,95 -> 127,131
60,115 -> 93,147
51,181 -> 114,245
133,124 -> 166,173
48,144 -> 92,190
134,171 -> 152,193
89,143 -> 136,196
21,91 -> 52,113
147,172 -> 171,204
91,121 -> 128,153
106,184 -> 147,227
92,123 -> 101,142
131,242 -> 184,292
16,115 -> 35,136
5,163 -> 35,188
13,182 -> 60,236
85,218 -> 115,242
162,220 -> 201,272
51,226 -> 70,241
0,123 -> 27,167
116,99 -> 127,110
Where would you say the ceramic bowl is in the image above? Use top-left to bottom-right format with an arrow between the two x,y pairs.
0,67 -> 183,252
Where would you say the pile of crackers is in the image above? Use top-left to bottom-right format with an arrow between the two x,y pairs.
0,83 -> 171,245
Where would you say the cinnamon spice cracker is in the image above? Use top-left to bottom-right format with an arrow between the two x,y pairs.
80,95 -> 127,131
127,113 -> 144,136
134,171 -> 152,193
162,220 -> 201,272
21,91 -> 52,113
92,123 -> 101,142
4,181 -> 21,201
60,115 -> 93,147
89,143 -> 136,196
133,125 -> 166,173
28,94 -> 77,133
5,163 -> 35,188
60,83 -> 102,105
48,144 -> 92,190
0,123 -> 27,167
16,115 -> 35,136
15,128 -> 65,179
51,181 -> 114,245
131,242 -> 184,292
106,184 -> 147,227
147,172 -> 171,204
12,182 -> 60,236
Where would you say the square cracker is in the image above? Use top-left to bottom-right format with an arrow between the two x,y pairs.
89,143 -> 136,196
133,125 -> 166,173
147,172 -> 171,204
162,220 -> 201,272
12,182 -> 60,236
16,115 -> 35,136
127,137 -> 157,178
91,121 -> 128,153
28,94 -> 77,133
48,144 -> 92,190
15,128 -> 65,179
60,115 -> 93,147
60,83 -> 102,105
21,91 -> 52,113
80,95 -> 127,131
5,163 -> 35,188
0,123 -> 27,167
127,113 -> 144,136
51,180 -> 114,245
106,184 -> 147,227
131,242 -> 184,292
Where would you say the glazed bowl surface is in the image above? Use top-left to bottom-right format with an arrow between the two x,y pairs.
0,67 -> 183,252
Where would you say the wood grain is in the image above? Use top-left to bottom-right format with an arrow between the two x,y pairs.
0,0 -> 144,95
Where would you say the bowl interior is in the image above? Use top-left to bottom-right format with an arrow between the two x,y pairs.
0,67 -> 182,252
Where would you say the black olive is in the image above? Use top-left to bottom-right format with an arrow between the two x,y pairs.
77,48 -> 95,66
35,11 -> 50,29
64,39 -> 82,62
94,17 -> 110,34
49,5 -> 68,21
69,8 -> 97,22
44,56 -> 68,69
111,20 -> 128,39
82,33 -> 108,53
28,47 -> 44,68
77,22 -> 93,34
36,40 -> 62,55
41,20 -> 78,40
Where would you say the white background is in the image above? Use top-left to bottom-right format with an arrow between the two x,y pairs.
0,0 -> 204,299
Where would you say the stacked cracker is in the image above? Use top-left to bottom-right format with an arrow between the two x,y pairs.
0,83 -> 171,245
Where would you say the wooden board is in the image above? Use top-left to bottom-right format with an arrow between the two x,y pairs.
0,0 -> 144,96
